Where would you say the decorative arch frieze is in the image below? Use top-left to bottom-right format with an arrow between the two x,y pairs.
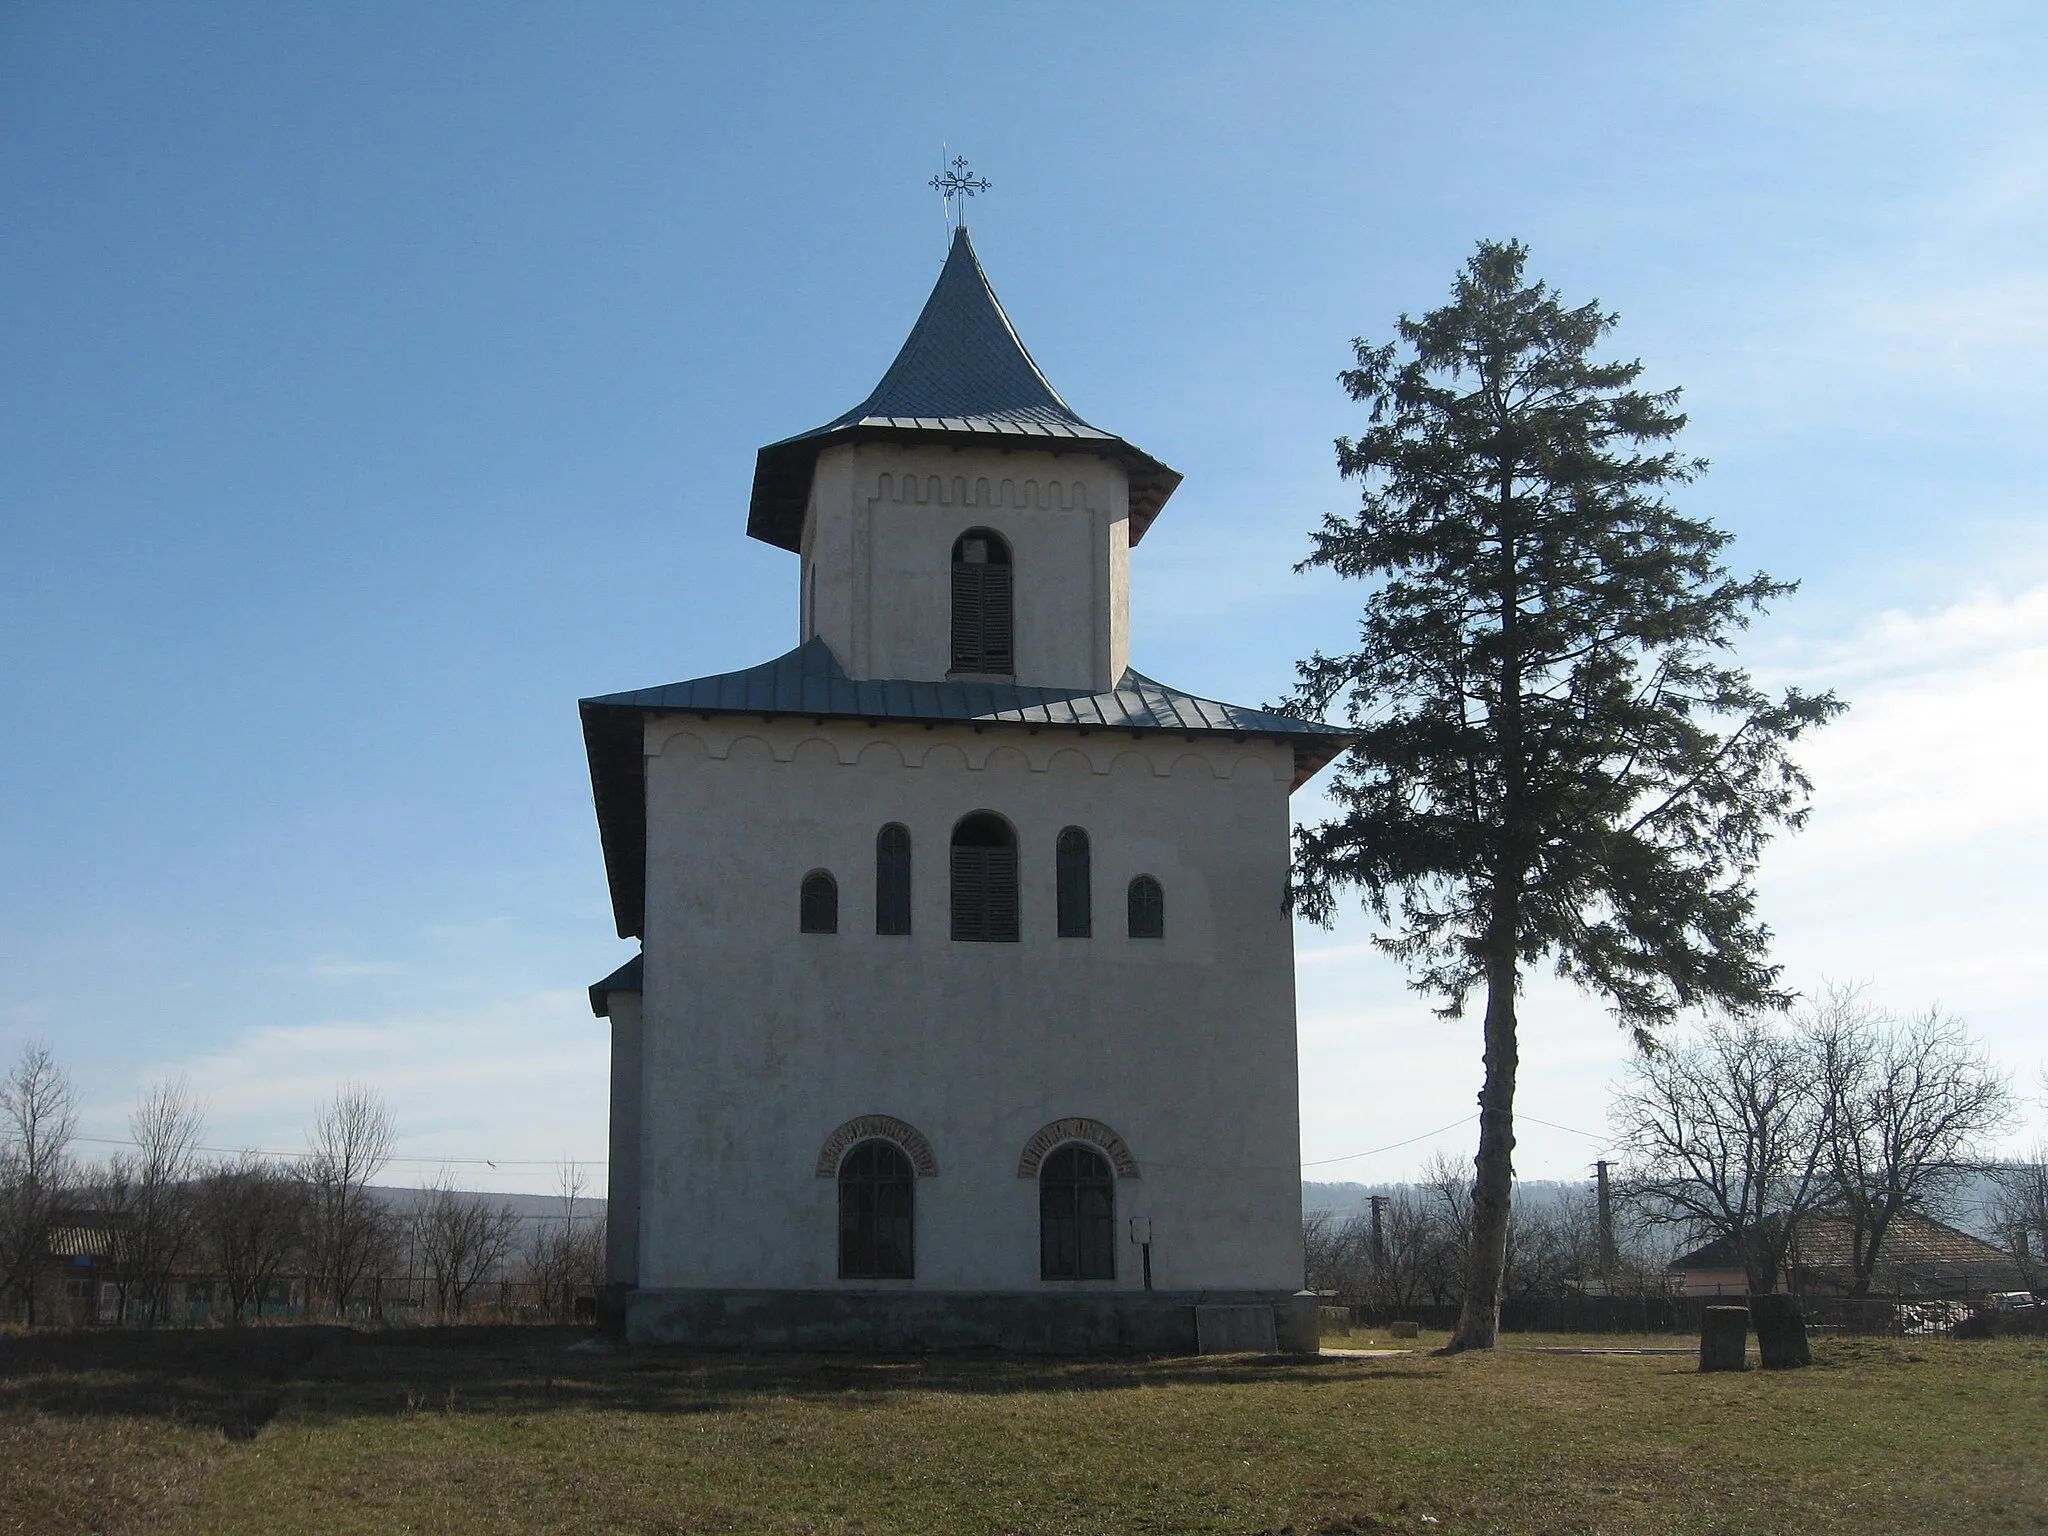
815,1115 -> 938,1178
1016,1118 -> 1139,1179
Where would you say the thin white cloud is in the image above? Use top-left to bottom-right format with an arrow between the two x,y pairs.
95,988 -> 610,1192
309,956 -> 410,982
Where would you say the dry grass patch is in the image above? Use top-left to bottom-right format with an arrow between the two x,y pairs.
2,1326 -> 2042,1535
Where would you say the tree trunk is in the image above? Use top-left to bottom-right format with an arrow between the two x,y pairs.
1750,1292 -> 1811,1369
1447,932 -> 1519,1352
1699,1306 -> 1749,1372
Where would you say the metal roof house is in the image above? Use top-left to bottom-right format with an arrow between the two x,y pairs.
582,220 -> 1347,1352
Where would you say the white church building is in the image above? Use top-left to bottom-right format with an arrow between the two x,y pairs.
582,224 -> 1348,1352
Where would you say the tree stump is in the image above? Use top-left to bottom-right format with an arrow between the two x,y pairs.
1751,1293 -> 1812,1369
1699,1306 -> 1749,1372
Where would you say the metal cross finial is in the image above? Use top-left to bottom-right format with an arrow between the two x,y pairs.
930,156 -> 991,230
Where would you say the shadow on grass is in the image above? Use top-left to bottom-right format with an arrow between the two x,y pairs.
0,1326 -> 1445,1433
0,1325 -> 354,1440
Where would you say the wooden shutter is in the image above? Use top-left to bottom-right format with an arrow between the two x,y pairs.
951,564 -> 984,673
985,845 -> 1019,941
980,564 -> 1013,674
951,844 -> 1018,942
951,563 -> 1014,675
951,846 -> 988,941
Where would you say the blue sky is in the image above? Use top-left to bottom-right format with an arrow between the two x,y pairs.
3,3 -> 2043,1192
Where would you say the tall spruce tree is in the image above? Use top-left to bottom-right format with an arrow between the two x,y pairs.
1288,241 -> 1843,1351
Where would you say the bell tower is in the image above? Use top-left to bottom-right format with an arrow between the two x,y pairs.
745,227 -> 1180,693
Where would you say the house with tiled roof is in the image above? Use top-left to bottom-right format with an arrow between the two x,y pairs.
581,215 -> 1347,1352
1670,1209 -> 2024,1299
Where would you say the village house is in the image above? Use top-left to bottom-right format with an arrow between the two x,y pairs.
1669,1209 -> 2026,1300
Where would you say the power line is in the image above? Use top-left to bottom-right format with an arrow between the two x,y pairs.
1301,1115 -> 1476,1168
1518,1113 -> 1611,1146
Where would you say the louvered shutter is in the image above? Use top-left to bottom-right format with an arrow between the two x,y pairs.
980,564 -> 1013,674
985,845 -> 1019,941
951,846 -> 988,941
951,564 -> 984,673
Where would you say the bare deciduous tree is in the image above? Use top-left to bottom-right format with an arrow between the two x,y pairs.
0,1042 -> 77,1324
523,1161 -> 605,1322
303,1084 -> 395,1318
201,1151 -> 306,1321
413,1171 -> 521,1320
1991,1147 -> 2048,1285
1610,1017 -> 1831,1296
1810,988 -> 2013,1296
119,1078 -> 206,1326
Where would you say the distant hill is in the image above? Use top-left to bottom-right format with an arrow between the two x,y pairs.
1303,1179 -> 1587,1220
367,1186 -> 605,1254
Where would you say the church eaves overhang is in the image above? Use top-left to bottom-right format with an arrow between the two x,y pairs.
746,227 -> 1181,555
579,637 -> 1350,941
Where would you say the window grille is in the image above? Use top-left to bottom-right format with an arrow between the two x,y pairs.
950,813 -> 1019,942
875,823 -> 912,935
1056,827 -> 1091,938
800,870 -> 839,934
838,1139 -> 914,1279
950,529 -> 1014,675
1039,1144 -> 1115,1280
1127,875 -> 1164,939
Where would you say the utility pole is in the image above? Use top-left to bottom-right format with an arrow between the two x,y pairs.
1595,1160 -> 1616,1285
1368,1195 -> 1388,1268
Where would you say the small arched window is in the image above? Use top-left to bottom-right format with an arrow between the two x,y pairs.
800,871 -> 838,934
1127,875 -> 1163,939
950,813 -> 1019,943
950,529 -> 1014,676
838,1139 -> 913,1279
875,824 -> 912,936
1040,1144 -> 1115,1281
1056,827 -> 1091,938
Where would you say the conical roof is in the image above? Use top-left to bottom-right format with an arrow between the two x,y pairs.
746,228 -> 1178,552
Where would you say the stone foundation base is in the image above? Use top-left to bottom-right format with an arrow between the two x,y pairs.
622,1287 -> 1319,1354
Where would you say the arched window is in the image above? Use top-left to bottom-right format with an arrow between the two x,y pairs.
1127,875 -> 1163,939
875,823 -> 912,936
950,813 -> 1019,942
838,1139 -> 913,1279
1040,1144 -> 1115,1280
950,529 -> 1014,676
800,870 -> 838,934
1056,827 -> 1091,938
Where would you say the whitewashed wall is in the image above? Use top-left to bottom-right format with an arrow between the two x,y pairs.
628,715 -> 1305,1295
800,442 -> 1132,690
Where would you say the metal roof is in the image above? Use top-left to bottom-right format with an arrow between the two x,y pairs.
588,952 -> 643,1018
579,638 -> 1350,940
746,228 -> 1180,553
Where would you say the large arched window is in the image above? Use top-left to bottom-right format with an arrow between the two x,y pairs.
838,1139 -> 913,1279
1040,1144 -> 1115,1280
950,529 -> 1013,676
875,823 -> 912,936
800,870 -> 839,934
950,813 -> 1019,942
1127,875 -> 1163,939
1056,827 -> 1091,938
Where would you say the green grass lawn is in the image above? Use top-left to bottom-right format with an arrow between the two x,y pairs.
2,1325 -> 2041,1535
